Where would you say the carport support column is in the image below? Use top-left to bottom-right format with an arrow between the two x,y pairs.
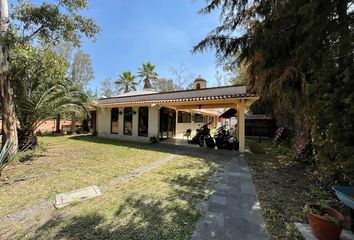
237,100 -> 245,152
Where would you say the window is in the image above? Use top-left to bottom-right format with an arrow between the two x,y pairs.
196,83 -> 201,89
194,114 -> 204,123
138,107 -> 149,137
124,107 -> 133,135
111,108 -> 119,134
178,111 -> 191,123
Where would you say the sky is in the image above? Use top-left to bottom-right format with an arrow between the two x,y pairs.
11,0 -> 223,92
81,0 -> 221,92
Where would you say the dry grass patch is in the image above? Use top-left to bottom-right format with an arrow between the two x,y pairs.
20,154 -> 217,240
0,135 -> 166,216
245,138 -> 344,240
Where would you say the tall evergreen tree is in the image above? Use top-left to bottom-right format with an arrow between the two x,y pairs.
195,0 -> 353,177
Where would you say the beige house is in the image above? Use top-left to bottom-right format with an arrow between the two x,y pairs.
94,77 -> 259,152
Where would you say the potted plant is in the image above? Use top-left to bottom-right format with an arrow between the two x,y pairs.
304,201 -> 345,240
149,136 -> 159,144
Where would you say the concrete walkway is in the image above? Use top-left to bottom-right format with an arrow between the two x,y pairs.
192,153 -> 268,240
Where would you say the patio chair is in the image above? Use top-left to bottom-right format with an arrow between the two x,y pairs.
183,129 -> 192,140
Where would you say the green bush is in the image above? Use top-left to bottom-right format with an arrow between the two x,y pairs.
249,143 -> 266,154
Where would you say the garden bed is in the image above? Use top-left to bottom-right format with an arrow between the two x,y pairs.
245,138 -> 351,240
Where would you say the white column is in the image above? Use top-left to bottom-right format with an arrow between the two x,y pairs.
132,107 -> 139,137
118,108 -> 124,135
148,105 -> 159,138
237,100 -> 245,152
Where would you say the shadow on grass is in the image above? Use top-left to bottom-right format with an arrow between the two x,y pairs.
244,139 -> 346,239
28,198 -> 198,239
26,156 -> 216,240
67,135 -> 236,162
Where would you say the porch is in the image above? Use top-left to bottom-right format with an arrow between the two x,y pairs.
96,85 -> 259,152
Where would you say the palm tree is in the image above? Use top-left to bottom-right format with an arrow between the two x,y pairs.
16,82 -> 89,148
137,62 -> 158,89
12,44 -> 90,149
115,71 -> 137,93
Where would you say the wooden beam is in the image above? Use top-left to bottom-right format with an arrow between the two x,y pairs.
244,98 -> 259,107
175,103 -> 239,109
98,96 -> 260,109
237,100 -> 246,153
100,97 -> 259,109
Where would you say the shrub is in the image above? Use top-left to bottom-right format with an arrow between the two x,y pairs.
149,136 -> 159,144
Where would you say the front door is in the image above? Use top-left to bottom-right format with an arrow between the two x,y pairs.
159,107 -> 176,140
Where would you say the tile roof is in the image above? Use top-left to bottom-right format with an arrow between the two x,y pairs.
98,85 -> 259,106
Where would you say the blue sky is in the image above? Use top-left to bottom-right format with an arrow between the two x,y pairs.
81,0 -> 221,91
12,0 -> 223,91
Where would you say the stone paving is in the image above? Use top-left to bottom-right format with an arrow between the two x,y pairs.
192,153 -> 268,240
54,185 -> 102,208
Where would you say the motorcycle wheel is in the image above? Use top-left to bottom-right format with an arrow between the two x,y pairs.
198,136 -> 204,147
215,139 -> 223,149
234,141 -> 239,151
205,137 -> 216,148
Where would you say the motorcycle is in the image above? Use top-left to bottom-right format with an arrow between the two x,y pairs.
188,122 -> 215,148
214,124 -> 239,150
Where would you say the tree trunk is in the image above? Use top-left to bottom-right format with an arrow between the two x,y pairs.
0,0 -> 18,154
55,114 -> 61,133
143,79 -> 152,89
18,128 -> 37,150
70,112 -> 76,134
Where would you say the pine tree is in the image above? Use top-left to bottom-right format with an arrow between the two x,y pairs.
195,0 -> 354,178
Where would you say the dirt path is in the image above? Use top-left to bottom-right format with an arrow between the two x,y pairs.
100,153 -> 177,191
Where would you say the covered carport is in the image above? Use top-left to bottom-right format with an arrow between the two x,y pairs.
155,88 -> 259,152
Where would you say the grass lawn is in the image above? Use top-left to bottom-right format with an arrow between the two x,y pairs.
0,136 -> 168,216
245,138 -> 346,240
0,135 -> 218,239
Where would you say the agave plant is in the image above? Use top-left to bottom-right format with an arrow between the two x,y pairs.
0,140 -> 14,176
0,139 -> 35,176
